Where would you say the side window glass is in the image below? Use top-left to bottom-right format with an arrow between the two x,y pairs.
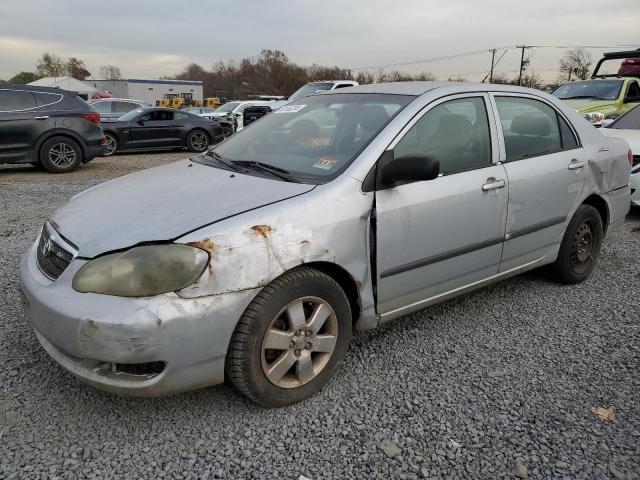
495,96 -> 561,161
626,81 -> 640,101
0,90 -> 37,111
34,92 -> 62,107
558,115 -> 578,149
91,102 -> 111,113
113,102 -> 135,113
175,112 -> 188,120
394,97 -> 491,175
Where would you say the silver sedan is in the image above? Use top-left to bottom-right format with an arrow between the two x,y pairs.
20,82 -> 631,406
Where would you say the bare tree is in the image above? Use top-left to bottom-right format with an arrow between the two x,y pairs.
36,52 -> 66,77
66,57 -> 90,80
99,64 -> 122,80
559,48 -> 592,81
520,71 -> 543,89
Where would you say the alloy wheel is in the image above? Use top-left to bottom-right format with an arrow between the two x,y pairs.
48,143 -> 76,168
105,135 -> 117,155
190,132 -> 208,151
261,297 -> 338,389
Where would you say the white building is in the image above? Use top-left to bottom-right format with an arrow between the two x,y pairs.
28,76 -> 98,99
86,79 -> 204,104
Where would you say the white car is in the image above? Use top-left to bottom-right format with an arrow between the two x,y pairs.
184,107 -> 219,120
209,101 -> 274,131
601,105 -> 640,206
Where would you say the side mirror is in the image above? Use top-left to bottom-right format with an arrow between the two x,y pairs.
137,119 -> 145,125
624,96 -> 640,104
377,151 -> 440,189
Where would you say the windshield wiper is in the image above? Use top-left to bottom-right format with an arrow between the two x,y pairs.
202,151 -> 243,172
231,160 -> 298,182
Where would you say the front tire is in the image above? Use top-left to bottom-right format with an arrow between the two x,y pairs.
550,204 -> 603,284
103,133 -> 118,156
39,136 -> 82,173
187,130 -> 210,152
226,267 -> 352,407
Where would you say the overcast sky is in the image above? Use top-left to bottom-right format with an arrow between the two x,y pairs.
1,0 -> 638,82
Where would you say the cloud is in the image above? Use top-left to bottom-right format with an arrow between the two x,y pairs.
0,0 -> 638,81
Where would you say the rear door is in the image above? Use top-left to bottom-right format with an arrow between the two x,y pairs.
0,89 -> 51,163
491,93 -> 588,271
375,94 -> 509,316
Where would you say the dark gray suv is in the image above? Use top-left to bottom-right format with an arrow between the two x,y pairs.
0,85 -> 106,173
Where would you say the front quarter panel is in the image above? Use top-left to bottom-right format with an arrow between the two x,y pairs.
175,175 -> 377,329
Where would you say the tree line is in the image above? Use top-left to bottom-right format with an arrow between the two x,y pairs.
3,48 -> 592,97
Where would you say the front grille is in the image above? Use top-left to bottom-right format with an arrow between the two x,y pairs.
36,224 -> 75,280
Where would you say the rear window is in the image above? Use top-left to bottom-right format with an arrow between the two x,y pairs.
0,90 -> 37,112
34,92 -> 63,107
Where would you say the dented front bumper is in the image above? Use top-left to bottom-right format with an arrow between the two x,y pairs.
19,241 -> 257,396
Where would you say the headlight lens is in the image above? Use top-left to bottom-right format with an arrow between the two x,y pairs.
72,244 -> 209,297
583,112 -> 605,125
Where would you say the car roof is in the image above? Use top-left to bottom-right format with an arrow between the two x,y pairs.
1,83 -> 74,94
321,81 -> 552,97
90,98 -> 146,103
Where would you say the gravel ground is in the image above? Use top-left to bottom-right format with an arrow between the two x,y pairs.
1,152 -> 639,479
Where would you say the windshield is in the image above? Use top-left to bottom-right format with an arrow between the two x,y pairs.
203,93 -> 414,183
214,102 -> 241,114
609,104 -> 640,130
116,108 -> 145,121
552,80 -> 623,100
288,83 -> 334,102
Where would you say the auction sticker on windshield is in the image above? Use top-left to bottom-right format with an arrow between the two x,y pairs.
313,158 -> 336,170
276,105 -> 306,113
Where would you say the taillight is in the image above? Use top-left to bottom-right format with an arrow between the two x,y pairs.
629,149 -> 633,166
81,112 -> 101,124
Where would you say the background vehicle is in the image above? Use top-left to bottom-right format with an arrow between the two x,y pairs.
184,107 -> 219,119
601,104 -> 640,206
20,83 -> 630,407
553,48 -> 640,126
287,80 -> 359,102
99,107 -> 229,156
0,84 -> 105,173
210,100 -> 273,131
88,98 -> 150,120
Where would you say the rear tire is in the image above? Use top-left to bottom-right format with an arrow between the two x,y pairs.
226,267 -> 352,407
549,204 -> 603,284
39,136 -> 82,173
187,130 -> 210,152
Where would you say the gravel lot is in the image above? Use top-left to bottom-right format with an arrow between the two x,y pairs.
1,152 -> 639,480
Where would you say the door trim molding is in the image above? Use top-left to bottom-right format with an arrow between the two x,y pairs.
380,236 -> 503,279
380,215 -> 566,279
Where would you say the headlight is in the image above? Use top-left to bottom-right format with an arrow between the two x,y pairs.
72,244 -> 209,297
583,112 -> 605,125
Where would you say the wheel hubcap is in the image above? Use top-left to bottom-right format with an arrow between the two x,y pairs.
191,132 -> 208,150
48,143 -> 76,167
571,220 -> 595,272
261,297 -> 338,388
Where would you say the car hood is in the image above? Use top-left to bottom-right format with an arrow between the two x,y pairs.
50,158 -> 315,258
563,98 -> 617,113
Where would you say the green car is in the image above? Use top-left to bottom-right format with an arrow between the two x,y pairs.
553,48 -> 640,126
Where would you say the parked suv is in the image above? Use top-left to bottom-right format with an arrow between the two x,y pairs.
88,98 -> 150,120
0,85 -> 106,173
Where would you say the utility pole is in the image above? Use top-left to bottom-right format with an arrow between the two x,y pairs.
489,49 -> 496,83
568,67 -> 573,82
517,45 -> 529,86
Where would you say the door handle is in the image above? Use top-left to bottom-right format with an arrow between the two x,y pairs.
568,159 -> 585,170
34,116 -> 50,120
482,179 -> 506,191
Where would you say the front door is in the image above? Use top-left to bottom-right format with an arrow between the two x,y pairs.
129,109 -> 177,149
375,94 -> 508,316
491,94 -> 589,271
